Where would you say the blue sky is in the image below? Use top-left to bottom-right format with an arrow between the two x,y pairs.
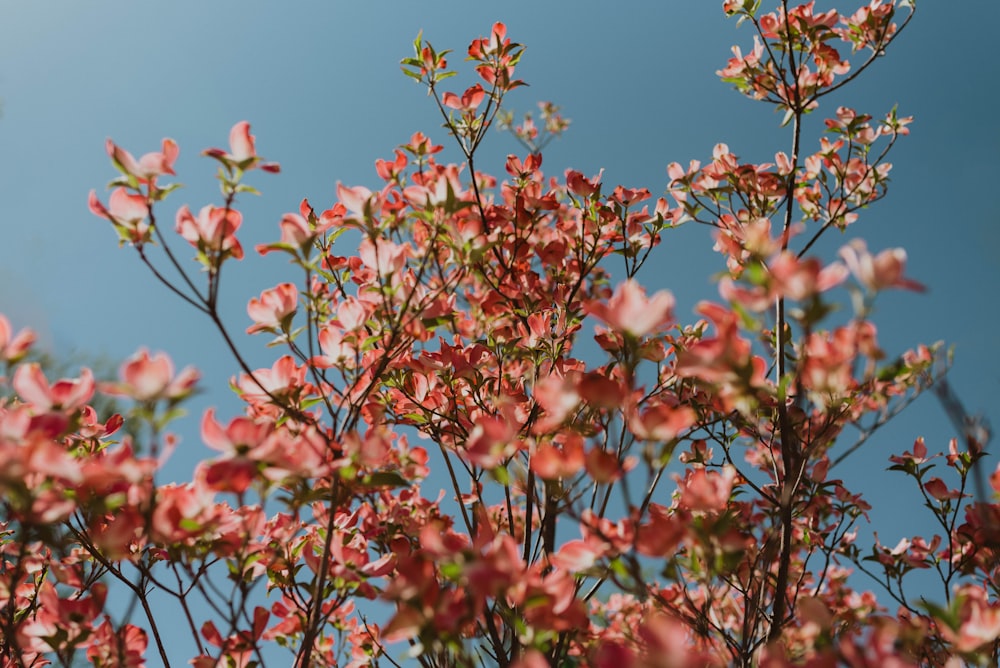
1,0 -> 998,658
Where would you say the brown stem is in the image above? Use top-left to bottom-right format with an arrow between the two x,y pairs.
768,39 -> 803,637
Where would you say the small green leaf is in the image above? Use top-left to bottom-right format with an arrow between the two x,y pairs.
365,471 -> 410,488
492,466 -> 510,485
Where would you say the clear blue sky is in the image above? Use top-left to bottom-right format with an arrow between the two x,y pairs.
1,0 -> 997,656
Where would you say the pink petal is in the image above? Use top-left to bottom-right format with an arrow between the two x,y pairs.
229,121 -> 255,162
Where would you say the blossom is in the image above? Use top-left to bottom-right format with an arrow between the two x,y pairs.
104,348 -> 199,402
13,364 -> 95,413
234,355 -> 306,405
888,436 -> 933,467
530,436 -> 585,480
150,479 -> 218,544
203,121 -> 280,173
675,302 -> 767,401
106,137 -> 178,183
442,84 -> 486,112
939,587 -> 1000,654
629,400 -> 696,442
314,324 -> 357,369
176,204 -> 244,259
200,409 -> 276,493
839,239 -> 925,292
88,187 -> 152,245
463,415 -> 520,468
247,283 -> 298,335
0,314 -> 35,363
87,620 -> 148,667
585,280 -> 675,337
676,466 -> 737,513
256,212 -> 314,256
336,183 -> 387,221
19,582 -> 106,654
358,238 -> 409,277
923,477 -> 964,502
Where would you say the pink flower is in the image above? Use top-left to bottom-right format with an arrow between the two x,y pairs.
201,409 -> 273,457
549,539 -> 602,573
675,303 -> 768,412
106,137 -> 178,183
314,324 -> 357,369
442,84 -> 486,112
800,327 -> 860,406
176,204 -> 244,259
0,315 -> 35,363
566,170 -> 602,198
227,122 -> 257,162
839,239 -> 925,292
256,204 -> 334,257
403,132 -> 443,156
105,348 -> 199,401
530,437 -> 585,480
635,505 -> 687,558
888,436 -> 933,467
88,187 -> 152,245
585,280 -> 675,337
20,582 -> 106,653
87,620 -> 148,667
586,447 -> 625,483
203,121 -> 280,173
358,238 -> 409,278
13,364 -> 95,413
923,477 -> 963,502
337,183 -> 383,220
676,466 -> 737,513
246,283 -> 298,334
531,371 -> 581,433
463,415 -> 519,468
336,297 -> 370,331
939,587 -> 1000,653
278,211 -> 313,245
510,650 -> 550,668
629,401 -> 696,442
768,252 -> 848,301
468,22 -> 510,60
234,355 -> 305,404
150,480 -> 217,544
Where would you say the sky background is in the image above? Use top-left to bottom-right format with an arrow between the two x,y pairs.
1,0 -> 998,661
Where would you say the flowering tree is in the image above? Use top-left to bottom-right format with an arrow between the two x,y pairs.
2,1 -> 998,666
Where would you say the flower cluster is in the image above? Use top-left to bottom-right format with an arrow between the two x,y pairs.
1,4 -> 996,667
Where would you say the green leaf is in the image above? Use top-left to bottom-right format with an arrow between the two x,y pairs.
916,598 -> 960,631
401,69 -> 423,82
608,557 -> 629,579
744,261 -> 768,286
777,373 -> 794,402
401,412 -> 428,425
492,466 -> 510,485
179,518 -> 202,531
439,562 -> 462,580
365,471 -> 410,488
